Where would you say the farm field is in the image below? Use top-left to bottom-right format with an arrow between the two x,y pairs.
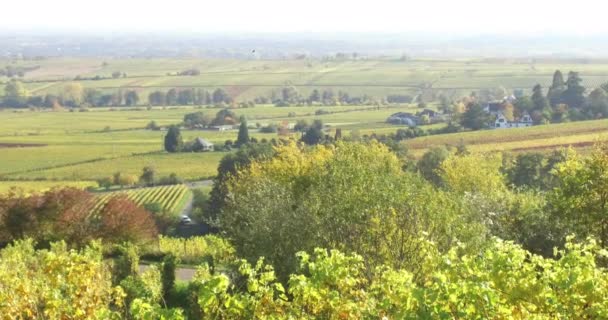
7,57 -> 608,101
404,118 -> 608,156
94,184 -> 192,215
0,180 -> 96,194
3,58 -> 608,188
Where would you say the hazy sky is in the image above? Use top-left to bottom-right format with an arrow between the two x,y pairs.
3,0 -> 608,35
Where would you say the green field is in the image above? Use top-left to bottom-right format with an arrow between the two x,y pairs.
0,180 -> 96,194
7,57 -> 608,101
3,58 -> 608,188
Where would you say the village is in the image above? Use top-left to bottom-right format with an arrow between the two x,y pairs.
387,94 -> 534,130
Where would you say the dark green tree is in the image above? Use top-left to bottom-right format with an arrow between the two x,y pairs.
506,153 -> 546,189
547,70 -> 566,106
164,125 -> 183,153
309,89 -> 320,103
139,166 -> 156,186
417,146 -> 450,186
561,71 -> 586,109
124,90 -> 139,106
236,116 -> 250,147
531,84 -> 549,111
460,103 -> 490,130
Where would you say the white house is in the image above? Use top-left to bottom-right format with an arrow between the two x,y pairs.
494,112 -> 533,129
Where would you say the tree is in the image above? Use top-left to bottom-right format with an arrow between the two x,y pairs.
98,196 -> 157,244
281,86 -> 299,103
502,103 -> 515,121
183,112 -> 211,128
561,71 -> 586,109
140,166 -> 156,186
417,147 -> 450,186
531,84 -> 549,111
547,70 -> 566,106
212,88 -> 230,104
177,89 -> 195,105
4,79 -> 29,97
112,71 -> 122,79
549,145 -> 608,246
221,142 -> 486,278
208,143 -> 276,222
125,90 -> 140,106
166,89 -> 178,105
460,102 -> 490,130
236,116 -> 250,147
61,83 -> 84,107
309,89 -> 320,103
302,126 -> 323,145
441,153 -> 506,195
294,120 -> 309,132
587,88 -> 608,118
148,91 -> 166,106
212,109 -> 237,125
164,125 -> 183,153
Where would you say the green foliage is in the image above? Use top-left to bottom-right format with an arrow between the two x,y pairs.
417,146 -> 450,186
441,152 -> 506,195
113,243 -> 140,285
549,145 -> 608,246
156,235 -> 235,266
0,239 -> 123,319
208,142 -> 275,222
161,254 -> 178,301
222,142 -> 486,278
186,237 -> 608,319
164,126 -> 183,153
235,116 -> 250,147
460,102 -> 491,130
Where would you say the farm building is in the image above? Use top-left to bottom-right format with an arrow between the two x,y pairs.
483,101 -> 504,115
494,112 -> 533,129
193,137 -> 214,151
387,112 -> 418,126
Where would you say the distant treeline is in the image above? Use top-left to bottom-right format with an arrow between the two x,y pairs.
0,79 -> 403,109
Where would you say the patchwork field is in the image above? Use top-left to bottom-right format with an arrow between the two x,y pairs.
6,57 -> 608,101
3,58 -> 608,189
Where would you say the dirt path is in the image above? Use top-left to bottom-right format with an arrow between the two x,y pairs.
139,264 -> 197,281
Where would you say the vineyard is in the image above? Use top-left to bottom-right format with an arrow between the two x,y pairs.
93,184 -> 192,215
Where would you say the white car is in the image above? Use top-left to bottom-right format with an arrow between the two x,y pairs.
180,215 -> 192,224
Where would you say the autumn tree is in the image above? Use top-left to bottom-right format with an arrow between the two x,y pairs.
61,83 -> 84,107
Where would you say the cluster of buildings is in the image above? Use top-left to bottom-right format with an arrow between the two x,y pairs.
387,95 -> 535,130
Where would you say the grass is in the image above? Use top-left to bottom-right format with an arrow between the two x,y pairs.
404,119 -> 608,157
10,152 -> 225,181
0,180 -> 96,194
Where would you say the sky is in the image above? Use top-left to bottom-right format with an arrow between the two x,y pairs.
3,0 -> 608,35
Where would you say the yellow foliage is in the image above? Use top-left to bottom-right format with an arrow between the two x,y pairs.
441,152 -> 506,194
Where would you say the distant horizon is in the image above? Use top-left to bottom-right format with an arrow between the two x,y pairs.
3,0 -> 608,35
